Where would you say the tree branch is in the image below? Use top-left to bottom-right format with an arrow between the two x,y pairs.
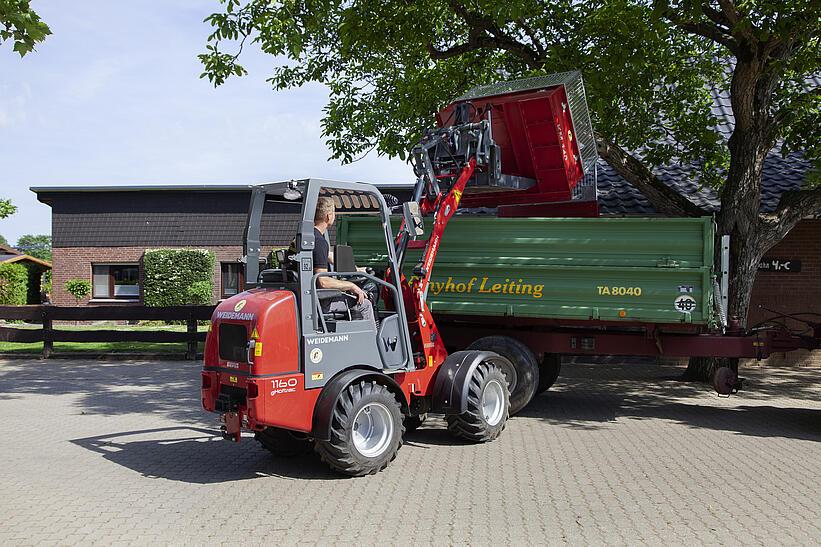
516,18 -> 546,58
716,0 -> 741,27
759,186 -> 821,242
702,5 -> 730,29
595,134 -> 709,217
663,6 -> 738,53
427,1 -> 543,68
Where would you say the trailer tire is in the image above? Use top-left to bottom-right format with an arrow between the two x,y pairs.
255,427 -> 313,457
536,354 -> 562,394
468,336 -> 538,414
314,380 -> 404,476
446,361 -> 509,443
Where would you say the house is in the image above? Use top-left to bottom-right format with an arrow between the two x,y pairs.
32,184 -> 412,306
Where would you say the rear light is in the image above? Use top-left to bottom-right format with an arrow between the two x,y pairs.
247,381 -> 259,399
201,373 -> 212,389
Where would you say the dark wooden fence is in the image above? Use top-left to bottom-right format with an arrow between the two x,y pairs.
0,305 -> 216,359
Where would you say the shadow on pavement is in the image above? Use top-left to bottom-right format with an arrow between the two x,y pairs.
0,360 -> 204,423
517,362 -> 821,442
71,426 -> 345,482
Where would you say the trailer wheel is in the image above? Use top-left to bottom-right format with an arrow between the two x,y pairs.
446,361 -> 510,442
536,354 -> 562,394
468,336 -> 537,414
314,380 -> 404,476
255,427 -> 314,457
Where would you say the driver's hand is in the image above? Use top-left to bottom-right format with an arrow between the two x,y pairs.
351,285 -> 366,305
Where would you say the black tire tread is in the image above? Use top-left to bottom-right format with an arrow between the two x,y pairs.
468,335 -> 539,415
314,380 -> 404,476
446,362 -> 509,442
255,427 -> 313,458
536,354 -> 562,394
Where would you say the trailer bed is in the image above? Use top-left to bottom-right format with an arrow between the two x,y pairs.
337,216 -> 716,326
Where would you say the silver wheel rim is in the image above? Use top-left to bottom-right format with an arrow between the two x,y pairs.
481,379 -> 505,426
352,402 -> 394,458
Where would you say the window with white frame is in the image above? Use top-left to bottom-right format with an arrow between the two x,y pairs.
92,264 -> 140,299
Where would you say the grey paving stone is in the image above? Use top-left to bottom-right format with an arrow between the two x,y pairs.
0,359 -> 818,546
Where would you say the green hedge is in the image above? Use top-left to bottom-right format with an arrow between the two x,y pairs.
0,263 -> 28,305
143,249 -> 215,307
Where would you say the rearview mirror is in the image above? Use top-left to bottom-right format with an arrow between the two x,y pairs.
403,202 -> 424,238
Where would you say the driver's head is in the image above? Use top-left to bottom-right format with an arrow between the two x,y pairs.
314,196 -> 336,226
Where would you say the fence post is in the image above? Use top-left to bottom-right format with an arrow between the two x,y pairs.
42,308 -> 53,359
186,315 -> 198,360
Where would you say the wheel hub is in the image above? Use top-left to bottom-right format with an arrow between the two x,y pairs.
352,402 -> 394,458
481,379 -> 505,426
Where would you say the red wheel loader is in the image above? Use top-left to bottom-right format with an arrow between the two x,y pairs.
202,73 -> 598,475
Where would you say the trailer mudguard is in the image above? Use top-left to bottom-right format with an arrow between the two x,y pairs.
311,367 -> 407,441
431,350 -> 511,415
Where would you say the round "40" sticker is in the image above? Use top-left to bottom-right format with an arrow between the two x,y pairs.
674,295 -> 697,313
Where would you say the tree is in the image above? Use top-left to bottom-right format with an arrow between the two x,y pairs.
15,234 -> 51,261
0,0 -> 51,56
0,199 -> 16,219
200,0 -> 820,381
0,234 -> 7,246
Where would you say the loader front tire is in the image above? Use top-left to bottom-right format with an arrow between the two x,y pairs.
446,361 -> 509,443
468,335 -> 537,415
314,380 -> 404,476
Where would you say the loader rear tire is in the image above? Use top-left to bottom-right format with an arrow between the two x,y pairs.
468,335 -> 538,414
536,354 -> 562,394
255,427 -> 313,457
446,361 -> 509,443
314,380 -> 404,476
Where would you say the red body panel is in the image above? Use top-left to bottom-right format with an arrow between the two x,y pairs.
201,289 -> 320,434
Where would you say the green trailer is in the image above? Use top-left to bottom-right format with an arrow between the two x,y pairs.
337,215 -> 717,327
335,213 -> 815,407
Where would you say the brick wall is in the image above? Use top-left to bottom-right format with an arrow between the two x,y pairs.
748,219 -> 820,325
51,246 -> 246,306
746,219 -> 820,366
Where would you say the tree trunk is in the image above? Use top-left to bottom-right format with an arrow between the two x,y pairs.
683,53 -> 774,382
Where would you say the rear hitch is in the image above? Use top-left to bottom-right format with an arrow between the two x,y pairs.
220,412 -> 242,442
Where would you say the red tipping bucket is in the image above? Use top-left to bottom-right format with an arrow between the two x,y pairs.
437,71 -> 597,209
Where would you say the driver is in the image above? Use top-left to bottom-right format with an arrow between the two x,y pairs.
312,196 -> 375,327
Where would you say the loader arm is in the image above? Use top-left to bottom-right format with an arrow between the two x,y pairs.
391,119 -> 491,370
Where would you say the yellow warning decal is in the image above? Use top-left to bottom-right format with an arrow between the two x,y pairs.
453,189 -> 463,205
311,372 -> 324,381
254,342 -> 263,357
251,327 -> 259,339
229,376 -> 238,383
428,356 -> 433,368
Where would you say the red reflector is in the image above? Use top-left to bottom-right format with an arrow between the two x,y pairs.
247,381 -> 259,399
201,373 -> 212,389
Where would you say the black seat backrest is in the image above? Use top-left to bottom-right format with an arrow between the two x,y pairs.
259,269 -> 299,284
335,245 -> 357,273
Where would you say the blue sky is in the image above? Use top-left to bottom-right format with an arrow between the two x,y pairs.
0,1 -> 409,245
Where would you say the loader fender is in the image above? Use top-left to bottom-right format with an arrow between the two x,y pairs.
431,350 -> 513,415
311,367 -> 407,441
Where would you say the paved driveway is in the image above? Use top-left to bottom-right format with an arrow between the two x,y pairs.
0,358 -> 818,546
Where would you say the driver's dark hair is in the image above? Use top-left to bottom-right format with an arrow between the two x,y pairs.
315,196 -> 335,222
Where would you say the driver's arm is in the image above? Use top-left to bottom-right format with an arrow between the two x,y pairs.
315,267 -> 366,303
